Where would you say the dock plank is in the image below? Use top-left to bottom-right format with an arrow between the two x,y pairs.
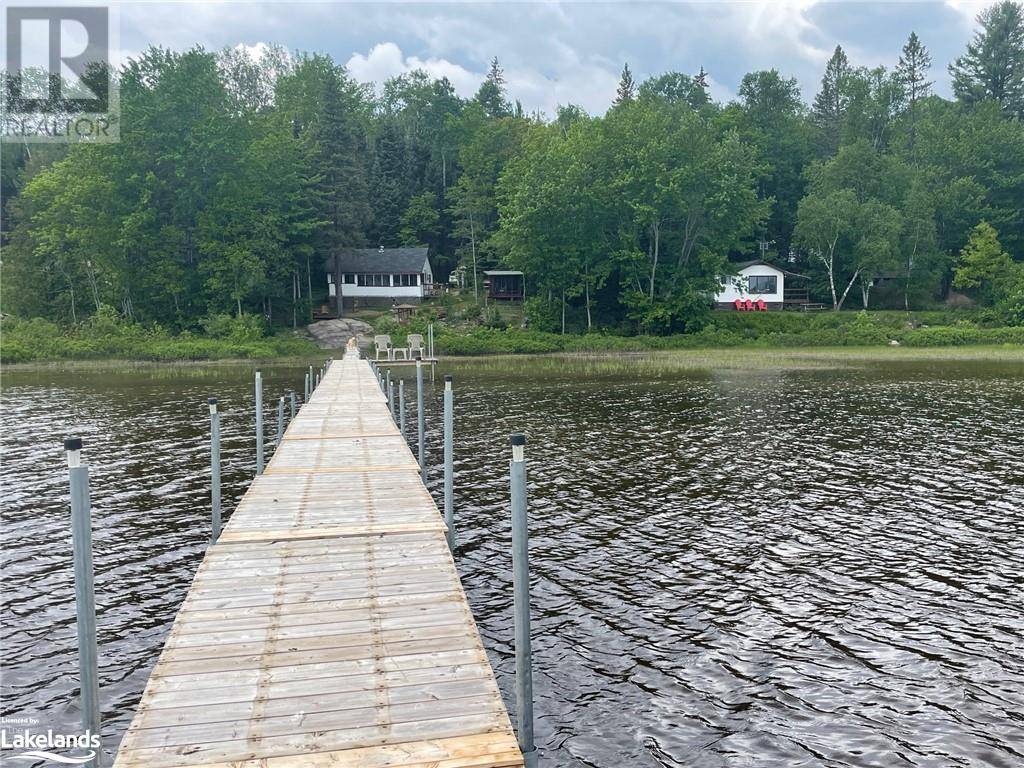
112,353 -> 522,768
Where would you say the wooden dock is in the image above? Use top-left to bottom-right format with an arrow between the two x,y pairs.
113,353 -> 523,768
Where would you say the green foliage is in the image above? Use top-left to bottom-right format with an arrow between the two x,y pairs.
200,313 -> 268,341
483,306 -> 505,329
949,1 -> 1024,119
953,221 -> 1019,305
429,311 -> 1023,355
498,96 -> 767,334
399,192 -> 441,248
475,58 -> 512,119
614,63 -> 636,107
3,22 -> 1023,341
522,297 -> 561,333
999,281 -> 1024,325
460,303 -> 483,323
1,314 -> 316,363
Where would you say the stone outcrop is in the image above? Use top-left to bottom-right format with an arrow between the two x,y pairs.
306,318 -> 375,350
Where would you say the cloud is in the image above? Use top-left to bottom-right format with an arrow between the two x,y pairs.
345,41 -> 620,116
345,42 -> 481,97
113,1 -> 982,113
943,1 -> 989,25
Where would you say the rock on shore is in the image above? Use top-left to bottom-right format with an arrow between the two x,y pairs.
306,318 -> 374,350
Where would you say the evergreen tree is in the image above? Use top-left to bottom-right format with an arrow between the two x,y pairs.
693,66 -> 709,91
368,121 -> 409,246
896,32 -> 933,148
311,61 -> 371,254
614,63 -> 636,106
399,191 -> 441,249
475,57 -> 512,118
813,45 -> 852,155
950,1 -> 1024,118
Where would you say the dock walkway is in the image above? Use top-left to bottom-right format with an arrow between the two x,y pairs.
113,353 -> 523,768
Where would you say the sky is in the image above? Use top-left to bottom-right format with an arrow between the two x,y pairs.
107,0 -> 994,116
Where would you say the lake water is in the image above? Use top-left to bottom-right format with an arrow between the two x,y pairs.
2,356 -> 1023,767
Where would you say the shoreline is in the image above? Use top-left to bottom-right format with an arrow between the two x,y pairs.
4,345 -> 1023,373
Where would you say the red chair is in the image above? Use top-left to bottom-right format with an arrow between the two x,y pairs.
744,299 -> 755,311
756,298 -> 767,311
734,298 -> 744,311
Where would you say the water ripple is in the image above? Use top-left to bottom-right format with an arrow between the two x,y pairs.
1,361 -> 1022,767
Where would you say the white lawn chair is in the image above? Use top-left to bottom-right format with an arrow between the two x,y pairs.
407,333 -> 425,360
374,334 -> 393,361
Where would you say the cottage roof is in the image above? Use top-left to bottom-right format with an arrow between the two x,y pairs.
483,270 -> 523,276
728,259 -> 807,279
731,259 -> 784,272
330,247 -> 429,273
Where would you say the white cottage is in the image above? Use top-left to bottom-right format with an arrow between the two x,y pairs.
326,247 -> 435,315
715,260 -> 786,310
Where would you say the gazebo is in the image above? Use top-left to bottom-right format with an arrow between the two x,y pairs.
392,303 -> 418,325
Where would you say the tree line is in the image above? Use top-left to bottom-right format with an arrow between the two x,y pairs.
2,1 -> 1022,333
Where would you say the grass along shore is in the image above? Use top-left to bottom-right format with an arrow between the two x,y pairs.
443,345 -> 1024,378
0,311 -> 322,364
2,307 -> 1022,365
6,345 -> 1022,376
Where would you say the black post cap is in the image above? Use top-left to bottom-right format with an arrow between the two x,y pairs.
444,374 -> 453,382
64,437 -> 83,451
208,397 -> 218,405
510,434 -> 526,446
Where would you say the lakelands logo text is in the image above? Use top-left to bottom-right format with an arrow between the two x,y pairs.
1,728 -> 100,764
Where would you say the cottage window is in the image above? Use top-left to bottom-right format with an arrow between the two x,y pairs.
343,273 -> 355,284
747,275 -> 777,294
357,273 -> 389,287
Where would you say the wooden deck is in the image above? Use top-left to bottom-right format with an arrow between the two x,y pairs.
113,354 -> 523,768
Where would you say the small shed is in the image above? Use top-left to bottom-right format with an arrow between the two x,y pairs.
483,270 -> 524,301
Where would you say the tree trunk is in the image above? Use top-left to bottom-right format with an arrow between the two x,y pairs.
585,275 -> 592,330
822,237 -> 840,310
669,212 -> 701,293
58,263 -> 77,323
905,239 -> 919,312
561,290 -> 566,335
860,278 -> 872,309
85,265 -> 101,311
837,269 -> 861,311
649,221 -> 659,300
306,254 -> 313,323
826,260 -> 838,310
469,215 -> 479,302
